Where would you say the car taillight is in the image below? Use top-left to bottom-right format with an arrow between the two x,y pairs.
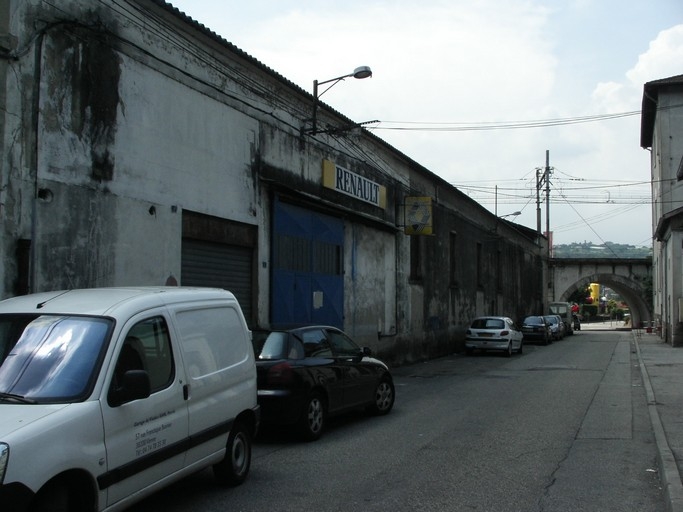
267,362 -> 294,385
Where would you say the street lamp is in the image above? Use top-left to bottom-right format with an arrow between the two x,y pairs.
499,211 -> 521,219
304,66 -> 372,135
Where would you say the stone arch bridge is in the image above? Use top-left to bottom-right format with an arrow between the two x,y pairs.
549,257 -> 652,328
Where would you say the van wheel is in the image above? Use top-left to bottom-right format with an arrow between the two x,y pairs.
32,482 -> 69,512
298,391 -> 325,441
214,421 -> 252,486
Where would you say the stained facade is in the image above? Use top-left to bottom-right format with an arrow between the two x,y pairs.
0,0 -> 545,365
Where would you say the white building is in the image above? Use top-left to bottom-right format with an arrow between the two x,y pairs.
641,74 -> 683,345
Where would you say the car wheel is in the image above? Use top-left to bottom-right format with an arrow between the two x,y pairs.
214,421 -> 252,486
298,391 -> 325,441
370,377 -> 395,415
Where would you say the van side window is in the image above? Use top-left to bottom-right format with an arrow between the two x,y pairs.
175,306 -> 249,378
124,317 -> 174,392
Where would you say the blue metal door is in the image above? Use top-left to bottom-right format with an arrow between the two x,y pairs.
272,199 -> 344,329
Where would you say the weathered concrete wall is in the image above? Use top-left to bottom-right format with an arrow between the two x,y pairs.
1,0 -> 545,366
648,84 -> 683,346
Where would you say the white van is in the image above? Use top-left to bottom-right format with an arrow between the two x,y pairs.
548,301 -> 574,335
0,287 -> 259,512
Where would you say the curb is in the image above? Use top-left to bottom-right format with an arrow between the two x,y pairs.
634,333 -> 683,512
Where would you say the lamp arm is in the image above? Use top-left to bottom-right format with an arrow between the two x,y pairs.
315,73 -> 353,99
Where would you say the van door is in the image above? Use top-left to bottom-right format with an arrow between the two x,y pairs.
172,304 -> 254,467
100,313 -> 190,507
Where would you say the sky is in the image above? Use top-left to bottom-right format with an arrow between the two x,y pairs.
168,0 -> 683,247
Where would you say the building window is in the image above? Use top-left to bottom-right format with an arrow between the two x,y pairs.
274,234 -> 310,272
496,250 -> 502,291
449,232 -> 457,286
312,240 -> 342,275
476,242 -> 483,287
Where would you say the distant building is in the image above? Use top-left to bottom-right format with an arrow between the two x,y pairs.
641,74 -> 683,345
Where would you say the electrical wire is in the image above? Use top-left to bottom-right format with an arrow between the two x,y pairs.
367,103 -> 683,133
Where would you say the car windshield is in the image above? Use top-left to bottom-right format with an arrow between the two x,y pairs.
0,314 -> 112,403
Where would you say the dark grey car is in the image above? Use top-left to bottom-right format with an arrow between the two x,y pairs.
253,326 -> 395,441
521,316 -> 552,345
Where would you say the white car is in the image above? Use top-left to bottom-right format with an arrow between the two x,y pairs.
465,316 -> 523,356
0,287 -> 259,512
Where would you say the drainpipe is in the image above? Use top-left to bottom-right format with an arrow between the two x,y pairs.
29,31 -> 45,293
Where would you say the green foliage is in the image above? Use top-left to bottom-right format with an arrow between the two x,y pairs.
582,304 -> 598,320
567,285 -> 591,305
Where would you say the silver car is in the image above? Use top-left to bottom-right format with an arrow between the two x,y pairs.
465,316 -> 524,357
544,314 -> 566,340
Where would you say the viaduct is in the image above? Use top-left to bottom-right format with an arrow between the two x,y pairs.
548,257 -> 652,329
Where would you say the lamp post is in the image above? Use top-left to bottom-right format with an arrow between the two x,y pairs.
494,211 -> 521,234
305,66 -> 372,135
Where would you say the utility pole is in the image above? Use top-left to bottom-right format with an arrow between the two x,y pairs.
536,150 -> 551,243
536,150 -> 552,312
545,149 -> 551,259
536,167 -> 541,236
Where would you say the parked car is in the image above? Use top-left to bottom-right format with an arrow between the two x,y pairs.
544,314 -> 566,340
521,315 -> 552,345
253,326 -> 394,441
0,287 -> 259,512
465,316 -> 523,356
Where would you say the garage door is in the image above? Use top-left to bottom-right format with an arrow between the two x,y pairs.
272,199 -> 344,329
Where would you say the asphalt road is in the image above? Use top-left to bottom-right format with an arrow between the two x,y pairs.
128,330 -> 664,512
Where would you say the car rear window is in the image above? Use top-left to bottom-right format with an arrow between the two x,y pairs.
258,332 -> 288,360
472,318 -> 505,329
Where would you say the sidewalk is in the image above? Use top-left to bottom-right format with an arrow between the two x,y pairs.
634,330 -> 683,512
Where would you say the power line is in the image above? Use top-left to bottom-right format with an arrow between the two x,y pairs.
366,103 -> 683,133
369,111 -> 640,132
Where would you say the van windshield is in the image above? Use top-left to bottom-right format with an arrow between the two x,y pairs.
0,315 -> 112,403
549,304 -> 569,315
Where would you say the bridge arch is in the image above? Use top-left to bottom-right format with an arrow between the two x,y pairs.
550,258 -> 652,329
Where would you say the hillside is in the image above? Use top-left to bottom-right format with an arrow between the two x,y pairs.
552,242 -> 652,259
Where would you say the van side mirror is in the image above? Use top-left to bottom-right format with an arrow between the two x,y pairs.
109,370 -> 151,407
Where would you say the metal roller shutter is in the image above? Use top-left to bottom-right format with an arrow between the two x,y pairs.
181,239 -> 253,323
